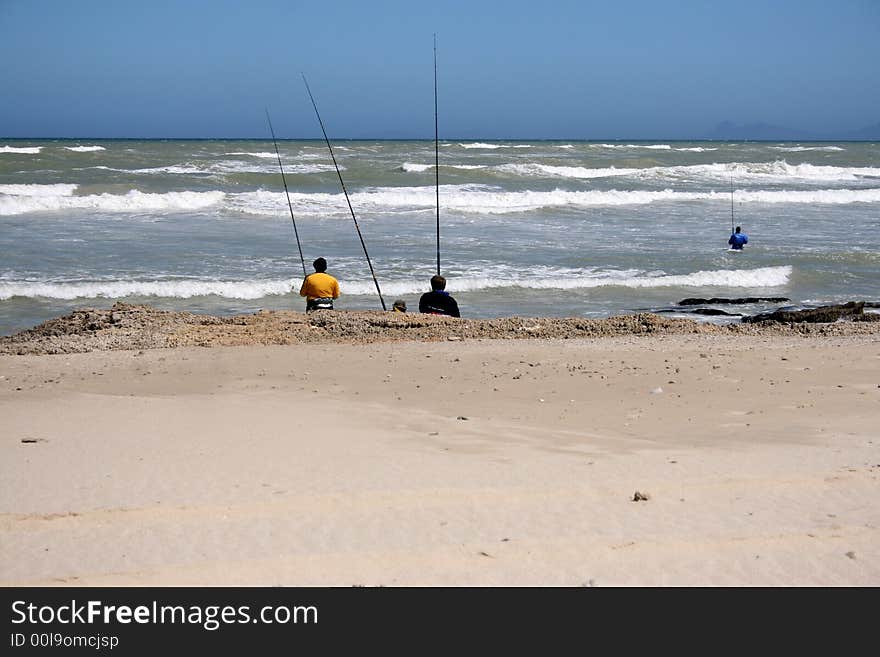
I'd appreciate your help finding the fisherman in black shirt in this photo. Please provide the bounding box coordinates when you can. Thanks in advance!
[418,275,460,317]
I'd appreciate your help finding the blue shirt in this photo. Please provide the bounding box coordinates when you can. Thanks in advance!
[728,232,748,249]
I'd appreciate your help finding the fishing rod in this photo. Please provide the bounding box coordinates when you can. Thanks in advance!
[301,74,387,310]
[434,33,441,276]
[265,108,307,277]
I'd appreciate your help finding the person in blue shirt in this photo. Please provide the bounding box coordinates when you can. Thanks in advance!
[728,226,748,250]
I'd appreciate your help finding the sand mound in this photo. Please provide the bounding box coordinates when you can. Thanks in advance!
[2,302,878,355]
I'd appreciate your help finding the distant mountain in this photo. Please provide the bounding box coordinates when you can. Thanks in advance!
[706,121,815,140]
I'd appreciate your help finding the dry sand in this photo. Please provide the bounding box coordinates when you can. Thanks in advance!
[1,307,878,585]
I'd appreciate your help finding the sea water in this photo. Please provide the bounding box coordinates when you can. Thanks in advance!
[1,139,878,335]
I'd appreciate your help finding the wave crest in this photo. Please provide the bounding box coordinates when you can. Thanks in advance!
[0,266,792,301]
[1,146,42,154]
[0,189,224,216]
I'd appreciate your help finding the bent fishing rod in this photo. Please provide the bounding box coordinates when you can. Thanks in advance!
[301,74,387,311]
[434,33,441,276]
[265,108,307,277]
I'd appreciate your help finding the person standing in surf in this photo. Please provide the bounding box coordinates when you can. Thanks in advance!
[728,226,749,250]
[299,257,340,311]
[419,275,460,317]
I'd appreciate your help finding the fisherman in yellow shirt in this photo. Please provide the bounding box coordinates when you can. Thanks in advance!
[299,257,340,311]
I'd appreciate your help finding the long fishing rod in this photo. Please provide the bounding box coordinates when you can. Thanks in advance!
[265,108,307,277]
[434,34,441,276]
[301,74,387,310]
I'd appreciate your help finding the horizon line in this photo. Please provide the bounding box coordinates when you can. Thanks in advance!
[3,136,879,143]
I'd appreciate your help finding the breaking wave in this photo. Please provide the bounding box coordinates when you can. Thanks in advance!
[457,143,533,149]
[0,266,792,301]
[0,183,79,197]
[0,279,293,301]
[3,182,880,217]
[338,265,794,296]
[0,146,42,154]
[399,160,880,183]
[590,144,672,150]
[768,146,846,152]
[0,189,224,216]
[225,151,279,159]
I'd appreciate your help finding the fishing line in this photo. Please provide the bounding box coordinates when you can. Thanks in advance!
[265,108,307,277]
[301,74,387,310]
[434,33,441,276]
[730,167,735,234]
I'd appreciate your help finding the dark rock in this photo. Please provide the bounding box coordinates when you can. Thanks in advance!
[678,297,790,306]
[689,308,741,316]
[656,308,740,316]
[744,301,865,324]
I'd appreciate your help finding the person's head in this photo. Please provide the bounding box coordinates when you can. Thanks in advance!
[392,299,407,312]
[430,274,446,291]
[734,226,741,233]
[313,257,327,273]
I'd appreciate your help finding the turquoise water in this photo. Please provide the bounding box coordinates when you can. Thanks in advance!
[1,138,879,335]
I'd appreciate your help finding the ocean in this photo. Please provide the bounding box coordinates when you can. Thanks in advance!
[1,138,878,336]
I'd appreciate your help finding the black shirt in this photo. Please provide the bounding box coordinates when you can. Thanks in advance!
[418,290,460,317]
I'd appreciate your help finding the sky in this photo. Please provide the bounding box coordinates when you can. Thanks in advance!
[1,0,878,139]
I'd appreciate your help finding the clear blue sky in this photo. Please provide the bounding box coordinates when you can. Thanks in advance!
[1,0,878,139]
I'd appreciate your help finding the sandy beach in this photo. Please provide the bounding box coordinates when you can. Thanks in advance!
[1,307,878,586]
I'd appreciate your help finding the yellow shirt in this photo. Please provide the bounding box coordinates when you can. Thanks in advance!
[299,272,340,300]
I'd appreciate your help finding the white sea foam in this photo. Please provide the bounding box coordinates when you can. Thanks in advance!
[399,162,488,172]
[0,265,793,301]
[0,189,224,216]
[591,144,672,150]
[457,143,531,149]
[4,182,879,218]
[503,160,880,183]
[0,146,42,154]
[430,159,877,184]
[400,162,433,172]
[674,147,718,152]
[64,145,106,152]
[768,146,845,152]
[0,183,78,197]
[340,265,794,296]
[225,185,880,217]
[0,279,293,301]
[130,161,337,175]
[711,188,880,204]
[225,151,279,159]
[722,160,879,182]
[496,163,638,179]
[556,144,574,149]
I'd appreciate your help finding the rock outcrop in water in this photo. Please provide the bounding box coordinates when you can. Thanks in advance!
[742,301,872,324]
[678,297,791,305]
